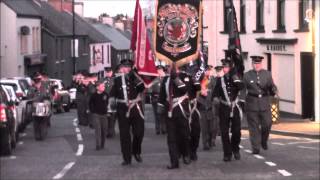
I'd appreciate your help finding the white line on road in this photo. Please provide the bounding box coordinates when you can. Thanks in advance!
[239,145,244,149]
[298,146,319,150]
[254,154,265,159]
[10,155,17,159]
[73,122,77,126]
[287,140,320,145]
[76,133,83,141]
[76,144,84,156]
[271,142,285,146]
[18,141,24,145]
[52,162,75,179]
[265,161,277,166]
[278,169,292,177]
[75,127,80,133]
[21,133,27,137]
[73,118,77,122]
[244,149,252,153]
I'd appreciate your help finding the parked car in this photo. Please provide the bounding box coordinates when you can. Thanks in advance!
[0,86,16,155]
[0,79,32,131]
[1,84,23,143]
[49,79,71,113]
[68,88,77,108]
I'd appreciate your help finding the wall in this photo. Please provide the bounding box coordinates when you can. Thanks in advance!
[0,3,18,78]
[203,0,315,116]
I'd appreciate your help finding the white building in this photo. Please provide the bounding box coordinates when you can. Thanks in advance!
[0,0,44,78]
[203,0,319,120]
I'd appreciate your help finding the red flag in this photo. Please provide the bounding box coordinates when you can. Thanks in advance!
[131,0,158,85]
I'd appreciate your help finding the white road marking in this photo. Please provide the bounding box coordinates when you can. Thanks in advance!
[298,146,319,150]
[18,141,24,145]
[278,169,292,177]
[239,145,244,149]
[52,162,75,179]
[76,133,83,141]
[254,154,265,159]
[271,142,285,146]
[241,137,248,140]
[21,133,27,137]
[265,161,277,167]
[10,155,17,159]
[244,149,252,153]
[73,118,77,122]
[75,127,80,133]
[76,144,84,156]
[287,140,320,145]
[73,122,77,126]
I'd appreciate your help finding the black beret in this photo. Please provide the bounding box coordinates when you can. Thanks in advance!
[250,56,264,63]
[120,59,133,67]
[221,58,232,67]
[214,65,223,71]
[32,72,42,80]
[104,67,112,71]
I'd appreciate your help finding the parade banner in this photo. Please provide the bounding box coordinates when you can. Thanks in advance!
[131,0,158,86]
[227,0,244,76]
[153,0,202,67]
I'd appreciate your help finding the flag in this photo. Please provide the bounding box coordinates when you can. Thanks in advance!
[227,0,244,76]
[153,0,202,67]
[131,0,158,86]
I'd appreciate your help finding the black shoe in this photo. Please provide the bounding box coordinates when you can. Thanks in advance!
[167,164,179,169]
[223,156,232,162]
[252,149,260,154]
[234,152,241,160]
[121,161,131,166]
[190,152,198,161]
[161,130,167,134]
[211,141,216,147]
[203,145,210,151]
[156,131,160,135]
[261,142,268,150]
[183,156,191,164]
[134,154,142,163]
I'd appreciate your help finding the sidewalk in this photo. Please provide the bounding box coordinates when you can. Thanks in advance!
[242,118,320,139]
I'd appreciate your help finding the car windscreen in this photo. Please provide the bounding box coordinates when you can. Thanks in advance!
[18,80,30,92]
[0,83,18,91]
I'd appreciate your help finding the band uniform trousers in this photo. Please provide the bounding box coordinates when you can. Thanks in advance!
[219,104,241,157]
[117,104,144,163]
[106,113,116,137]
[92,113,108,149]
[152,101,166,134]
[76,92,88,125]
[166,101,191,166]
[189,104,200,155]
[199,107,214,148]
[246,110,272,151]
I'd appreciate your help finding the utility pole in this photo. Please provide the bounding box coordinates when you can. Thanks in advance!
[72,0,76,75]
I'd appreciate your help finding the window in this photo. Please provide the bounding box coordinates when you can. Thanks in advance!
[255,0,265,32]
[277,0,286,31]
[36,27,40,52]
[298,0,312,31]
[240,0,246,33]
[223,0,231,33]
[32,27,36,52]
[20,34,28,54]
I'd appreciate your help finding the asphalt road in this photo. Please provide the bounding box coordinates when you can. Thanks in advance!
[1,106,319,180]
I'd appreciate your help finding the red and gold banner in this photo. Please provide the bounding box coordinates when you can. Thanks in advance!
[131,0,158,86]
[153,0,202,67]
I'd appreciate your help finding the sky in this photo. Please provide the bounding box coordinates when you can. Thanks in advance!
[77,0,154,18]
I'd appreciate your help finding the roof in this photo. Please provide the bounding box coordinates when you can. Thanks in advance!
[93,24,130,50]
[116,28,132,40]
[3,0,41,18]
[29,0,110,43]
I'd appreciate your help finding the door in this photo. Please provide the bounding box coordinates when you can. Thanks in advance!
[300,52,314,119]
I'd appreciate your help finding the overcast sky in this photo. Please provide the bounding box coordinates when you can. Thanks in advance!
[78,0,154,18]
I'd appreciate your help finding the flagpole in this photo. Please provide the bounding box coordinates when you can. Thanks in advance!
[72,0,76,75]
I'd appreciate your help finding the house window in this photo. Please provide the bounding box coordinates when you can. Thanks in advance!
[277,0,286,31]
[256,0,264,32]
[32,27,36,52]
[240,0,246,33]
[298,0,312,31]
[20,34,28,54]
[36,27,40,52]
[223,0,231,33]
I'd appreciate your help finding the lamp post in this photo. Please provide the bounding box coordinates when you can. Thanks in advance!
[72,0,76,75]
